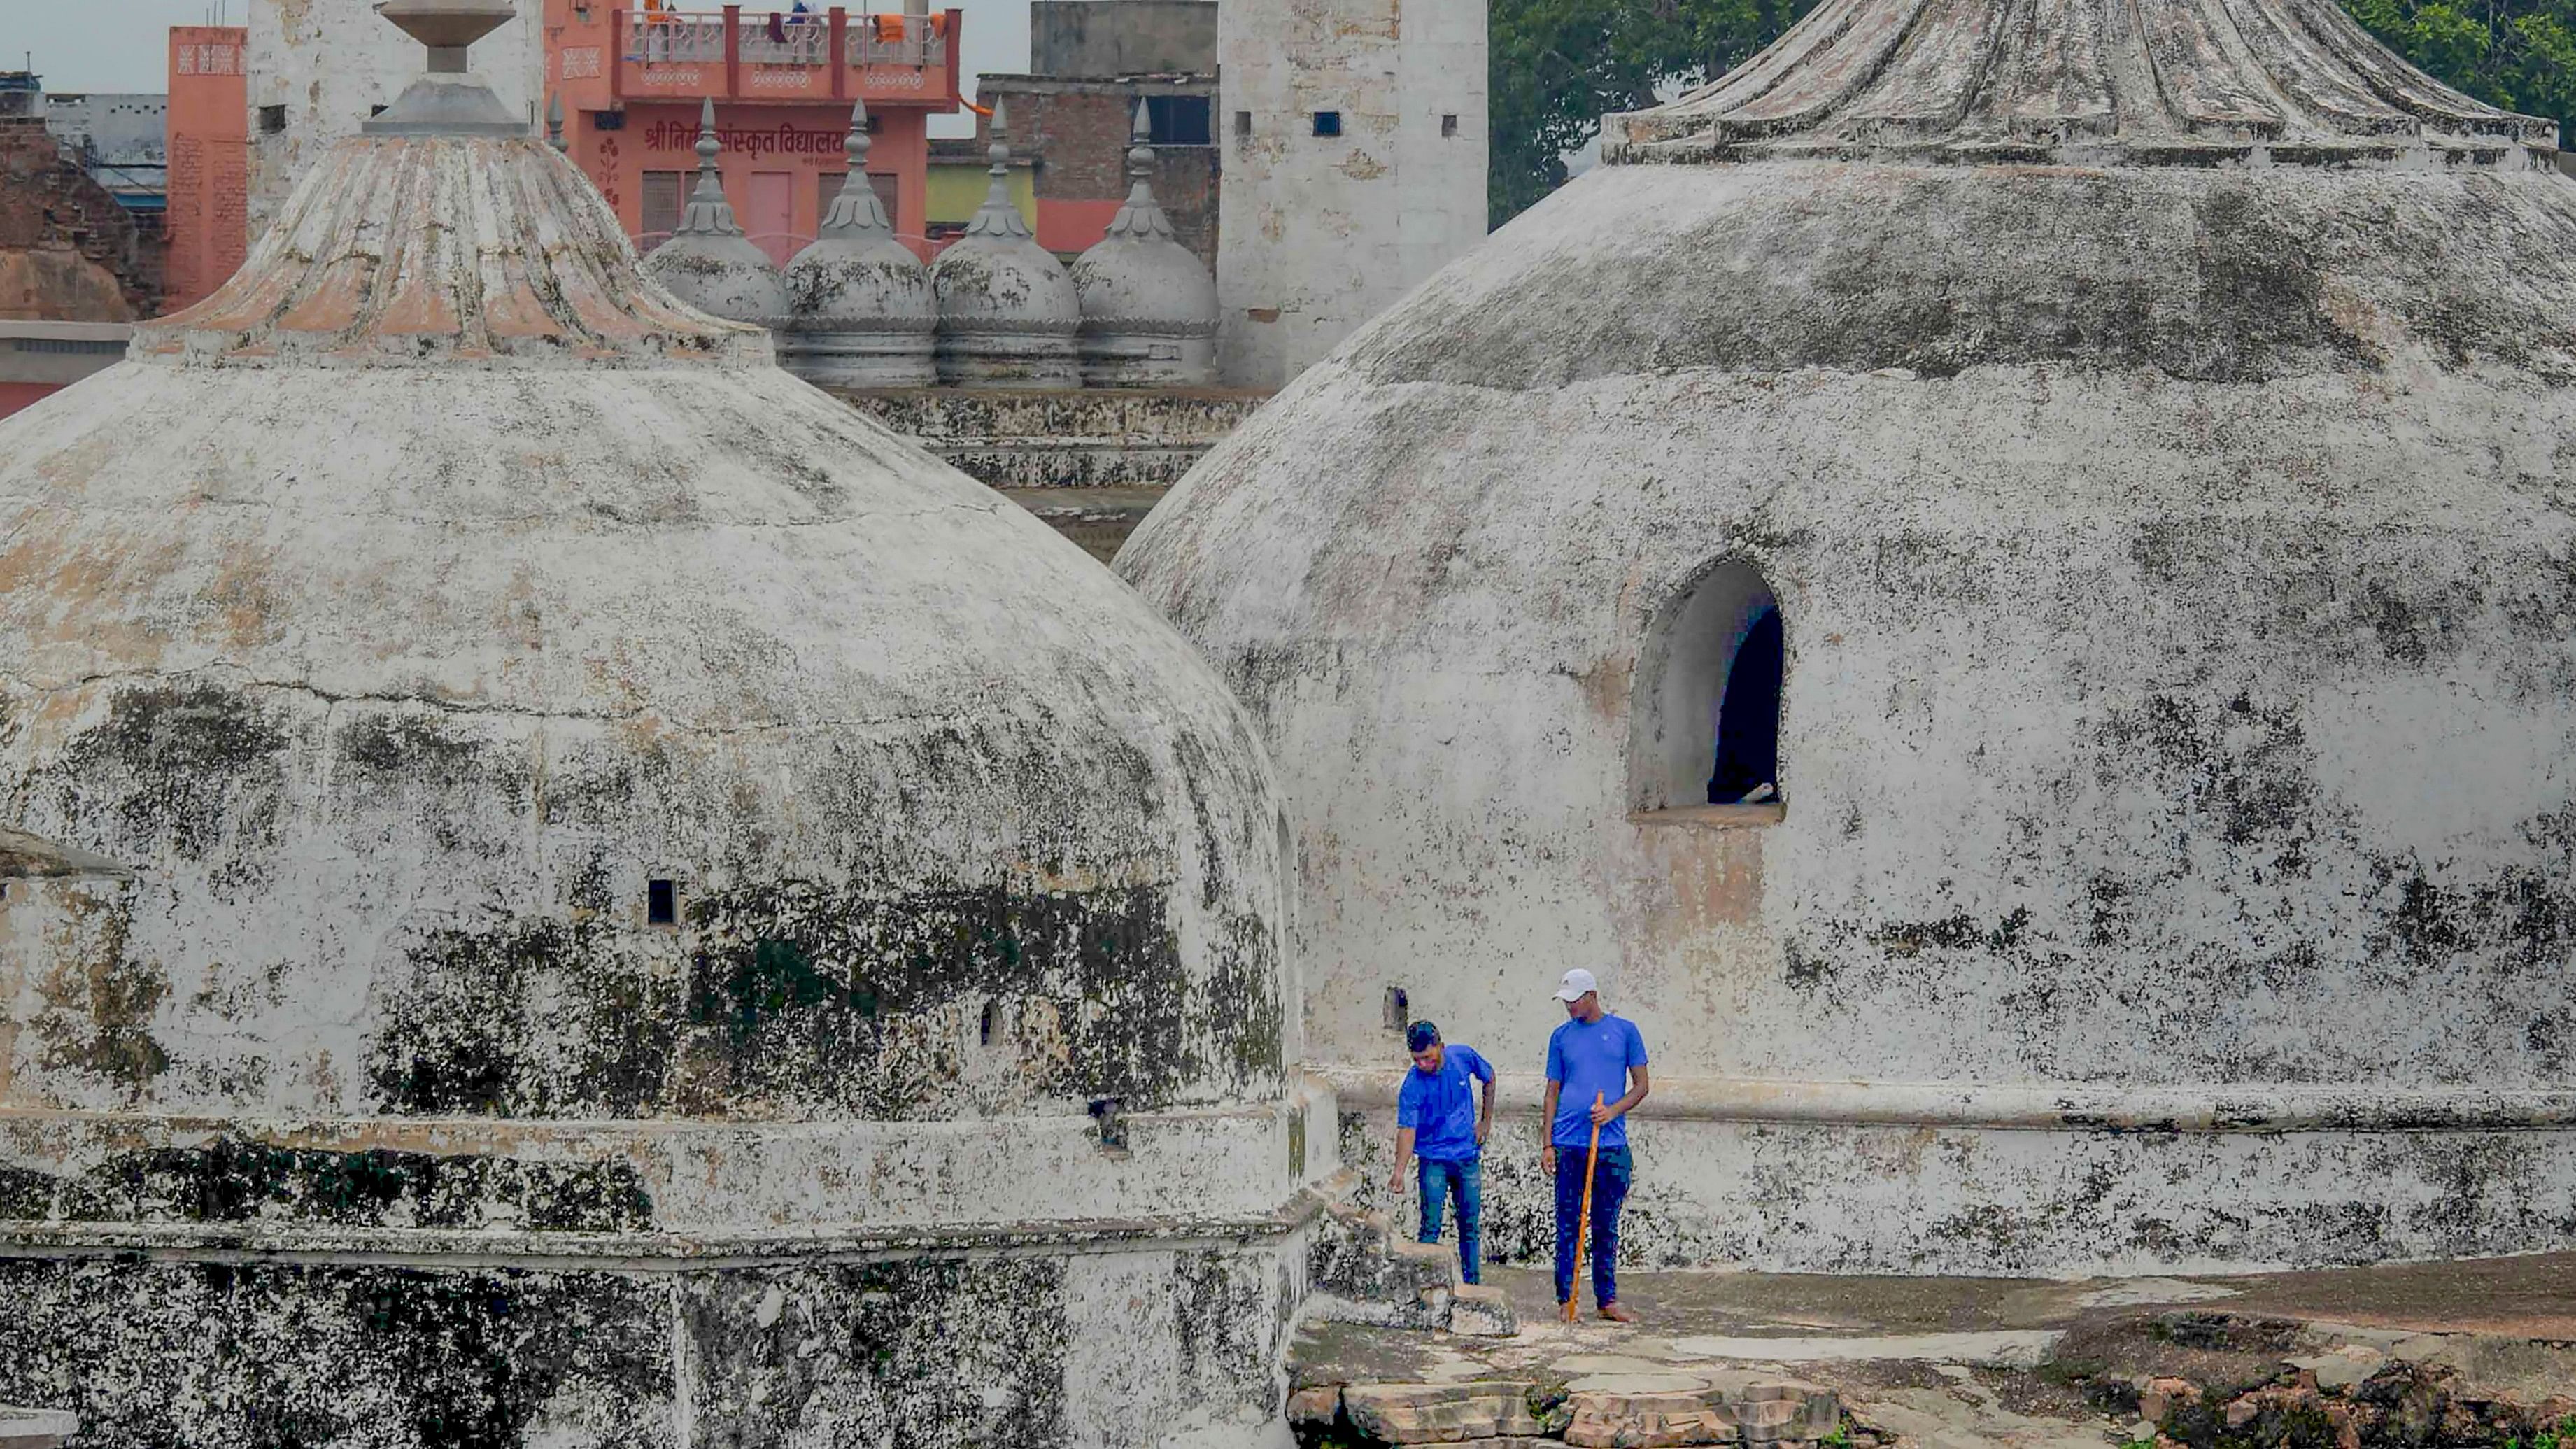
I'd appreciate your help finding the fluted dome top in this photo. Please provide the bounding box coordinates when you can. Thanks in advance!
[931,108,1079,334]
[1611,0,2554,164]
[1071,104,1217,337]
[136,136,761,369]
[786,100,933,334]
[644,99,789,327]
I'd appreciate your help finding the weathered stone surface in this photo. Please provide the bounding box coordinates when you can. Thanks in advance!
[1306,1200,1463,1329]
[1446,1283,1519,1337]
[1127,1,2576,1271]
[1566,1388,1733,1447]
[1343,1382,1541,1443]
[1285,1385,1343,1425]
[0,1405,78,1449]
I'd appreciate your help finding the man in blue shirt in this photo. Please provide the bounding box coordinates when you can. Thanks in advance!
[1542,968,1650,1322]
[1389,1019,1494,1284]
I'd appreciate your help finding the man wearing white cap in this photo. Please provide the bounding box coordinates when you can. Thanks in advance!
[1541,967,1650,1322]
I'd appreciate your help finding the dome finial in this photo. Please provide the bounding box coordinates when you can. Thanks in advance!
[1102,96,1174,242]
[672,96,745,238]
[819,98,895,241]
[546,91,567,153]
[364,0,523,135]
[965,99,1033,240]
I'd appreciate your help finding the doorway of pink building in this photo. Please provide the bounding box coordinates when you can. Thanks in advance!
[746,171,797,267]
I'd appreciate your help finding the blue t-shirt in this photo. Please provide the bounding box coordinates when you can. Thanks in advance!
[1396,1042,1493,1161]
[1545,1014,1650,1150]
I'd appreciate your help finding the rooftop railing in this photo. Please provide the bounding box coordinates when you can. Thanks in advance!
[625,9,948,69]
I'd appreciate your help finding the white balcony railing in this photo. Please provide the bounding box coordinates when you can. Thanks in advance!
[630,15,727,64]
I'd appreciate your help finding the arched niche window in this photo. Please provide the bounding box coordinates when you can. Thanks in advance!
[1627,560,1786,822]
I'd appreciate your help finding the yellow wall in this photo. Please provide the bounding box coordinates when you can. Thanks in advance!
[927,163,1037,229]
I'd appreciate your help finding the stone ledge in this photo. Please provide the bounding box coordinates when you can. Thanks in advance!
[0,1406,78,1449]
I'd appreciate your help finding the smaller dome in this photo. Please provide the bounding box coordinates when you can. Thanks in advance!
[784,99,935,389]
[1071,102,1217,388]
[930,103,1080,390]
[642,99,788,329]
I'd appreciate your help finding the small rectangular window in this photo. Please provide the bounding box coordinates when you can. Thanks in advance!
[1441,113,1459,138]
[647,879,677,926]
[1233,109,1252,138]
[1311,111,1341,138]
[1145,94,1212,146]
[258,104,286,134]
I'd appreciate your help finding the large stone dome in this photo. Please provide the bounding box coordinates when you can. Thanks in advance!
[0,11,1315,1444]
[1120,0,2576,1273]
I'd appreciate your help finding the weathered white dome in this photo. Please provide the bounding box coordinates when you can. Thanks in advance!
[1070,105,1217,388]
[1122,0,2576,1274]
[642,99,788,329]
[930,109,1080,390]
[0,12,1310,1443]
[784,100,934,389]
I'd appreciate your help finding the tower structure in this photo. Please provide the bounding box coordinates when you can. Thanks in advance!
[1213,0,1485,388]
[1071,101,1219,388]
[0,5,1321,1442]
[1127,0,2576,1270]
[246,0,543,233]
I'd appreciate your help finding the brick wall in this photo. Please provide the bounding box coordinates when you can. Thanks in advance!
[0,118,164,321]
[978,82,1217,264]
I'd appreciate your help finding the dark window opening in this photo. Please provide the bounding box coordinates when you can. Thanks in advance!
[1709,605,1783,804]
[1233,109,1252,138]
[369,104,389,118]
[646,878,677,926]
[1384,985,1408,1031]
[258,104,286,134]
[1441,113,1459,137]
[592,109,625,132]
[979,999,998,1046]
[1628,560,1785,817]
[1312,110,1341,137]
[1145,94,1212,146]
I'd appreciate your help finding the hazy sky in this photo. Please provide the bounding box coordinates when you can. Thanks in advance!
[0,0,1029,132]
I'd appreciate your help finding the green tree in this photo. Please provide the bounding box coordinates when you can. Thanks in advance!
[2340,0,2576,144]
[1486,0,2576,231]
[1487,0,1819,227]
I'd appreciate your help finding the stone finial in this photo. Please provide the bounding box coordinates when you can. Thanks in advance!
[365,0,523,135]
[818,98,895,242]
[546,92,567,152]
[672,96,745,237]
[965,99,1032,240]
[1103,97,1175,243]
[375,0,515,74]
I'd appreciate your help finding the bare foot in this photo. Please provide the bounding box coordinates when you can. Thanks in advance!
[1598,1301,1637,1324]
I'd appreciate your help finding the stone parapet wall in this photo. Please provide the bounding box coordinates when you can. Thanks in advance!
[840,386,1266,488]
[1333,1108,2576,1275]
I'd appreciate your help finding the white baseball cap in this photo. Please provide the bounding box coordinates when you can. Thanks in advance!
[1552,968,1599,1002]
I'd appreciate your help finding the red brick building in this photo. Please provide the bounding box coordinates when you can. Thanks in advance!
[164,27,250,313]
[972,0,1215,263]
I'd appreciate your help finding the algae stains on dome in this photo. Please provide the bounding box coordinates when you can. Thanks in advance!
[642,97,790,330]
[1117,0,2576,1275]
[930,101,1082,389]
[784,99,936,389]
[1070,101,1219,388]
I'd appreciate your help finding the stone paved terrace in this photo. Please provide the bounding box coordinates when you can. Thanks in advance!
[1289,1257,2576,1448]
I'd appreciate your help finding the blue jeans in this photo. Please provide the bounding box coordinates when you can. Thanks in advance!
[1416,1157,1482,1285]
[1553,1144,1632,1308]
